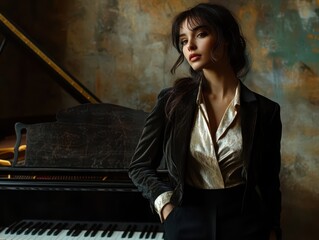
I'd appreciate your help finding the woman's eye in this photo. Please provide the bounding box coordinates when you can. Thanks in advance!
[197,32,208,38]
[180,39,187,46]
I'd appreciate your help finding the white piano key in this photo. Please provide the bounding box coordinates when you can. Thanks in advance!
[0,220,164,240]
[56,229,76,240]
[0,227,15,240]
[2,233,24,240]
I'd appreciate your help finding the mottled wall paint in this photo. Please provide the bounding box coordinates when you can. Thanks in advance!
[0,0,318,239]
[237,2,319,239]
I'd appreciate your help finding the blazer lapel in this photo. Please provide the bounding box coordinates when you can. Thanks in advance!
[171,87,198,183]
[170,81,258,182]
[240,82,258,179]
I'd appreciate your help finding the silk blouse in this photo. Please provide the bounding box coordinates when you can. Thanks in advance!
[154,82,244,219]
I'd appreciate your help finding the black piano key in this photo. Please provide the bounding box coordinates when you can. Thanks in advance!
[16,221,34,235]
[5,220,25,234]
[128,224,137,238]
[121,224,132,238]
[4,221,16,234]
[107,223,117,237]
[71,223,87,237]
[90,223,102,237]
[31,221,47,235]
[66,222,78,236]
[53,222,68,236]
[72,223,87,236]
[101,223,112,237]
[25,221,42,235]
[145,225,153,239]
[13,221,29,234]
[38,222,53,235]
[47,222,62,236]
[151,225,159,239]
[66,227,73,236]
[36,221,50,235]
[84,223,95,237]
[139,224,148,239]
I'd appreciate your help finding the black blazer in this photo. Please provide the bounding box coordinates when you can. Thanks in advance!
[129,81,282,236]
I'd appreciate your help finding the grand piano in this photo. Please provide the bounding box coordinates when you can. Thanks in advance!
[0,13,166,239]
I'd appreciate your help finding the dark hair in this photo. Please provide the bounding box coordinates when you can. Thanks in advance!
[171,3,249,77]
[165,3,250,119]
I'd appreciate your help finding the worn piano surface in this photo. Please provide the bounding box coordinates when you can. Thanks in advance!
[0,13,165,239]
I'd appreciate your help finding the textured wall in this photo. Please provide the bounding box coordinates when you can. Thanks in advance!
[0,0,318,239]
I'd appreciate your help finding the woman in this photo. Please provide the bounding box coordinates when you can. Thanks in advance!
[129,3,282,240]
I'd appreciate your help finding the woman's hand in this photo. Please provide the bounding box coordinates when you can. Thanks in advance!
[162,203,175,221]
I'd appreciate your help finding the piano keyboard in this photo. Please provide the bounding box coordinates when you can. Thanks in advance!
[0,220,164,239]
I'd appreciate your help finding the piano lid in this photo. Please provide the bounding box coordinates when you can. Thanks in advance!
[0,13,101,104]
[0,11,102,151]
[0,12,166,174]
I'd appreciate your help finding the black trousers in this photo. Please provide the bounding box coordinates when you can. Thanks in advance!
[163,185,270,240]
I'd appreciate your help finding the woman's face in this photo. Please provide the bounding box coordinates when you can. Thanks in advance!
[179,19,225,71]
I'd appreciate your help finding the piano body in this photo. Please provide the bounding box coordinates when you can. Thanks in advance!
[0,13,165,239]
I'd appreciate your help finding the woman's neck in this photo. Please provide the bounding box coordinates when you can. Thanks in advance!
[202,67,239,100]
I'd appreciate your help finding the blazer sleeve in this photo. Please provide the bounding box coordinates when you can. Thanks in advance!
[259,102,282,239]
[128,89,173,207]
